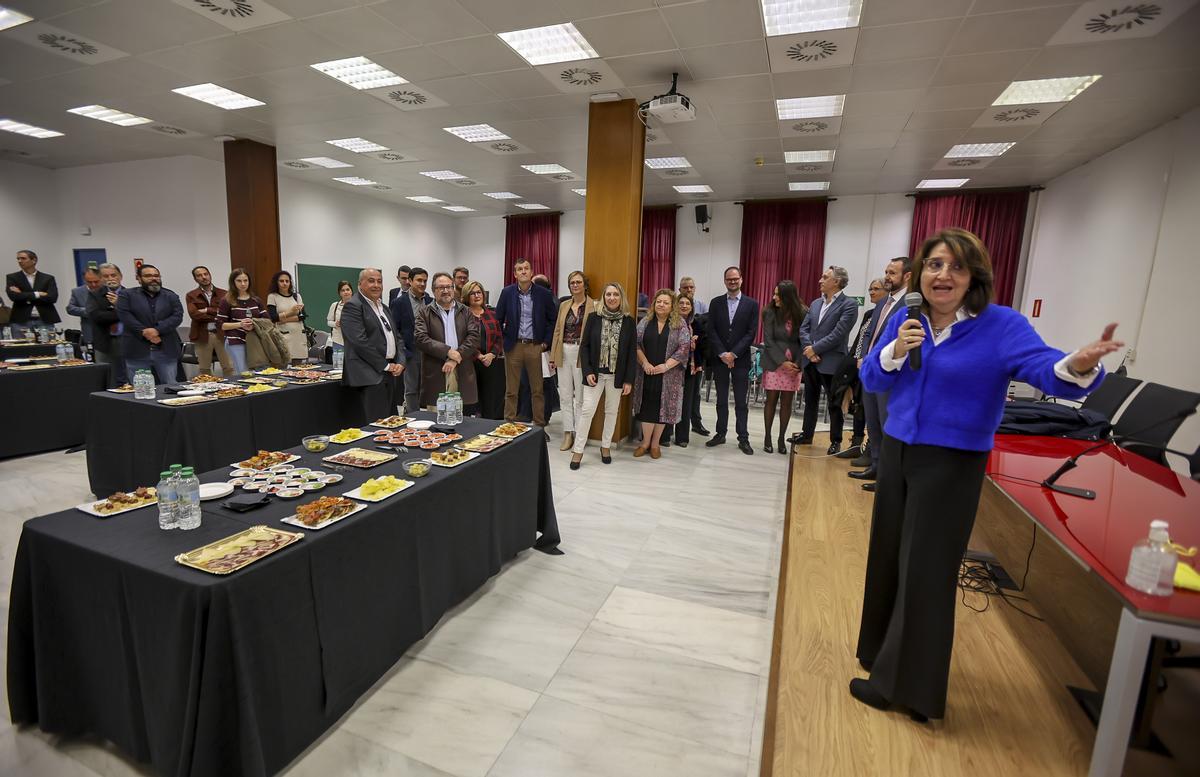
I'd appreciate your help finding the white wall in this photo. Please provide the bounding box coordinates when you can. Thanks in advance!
[1023,106,1200,458]
[0,160,64,318]
[452,210,584,301]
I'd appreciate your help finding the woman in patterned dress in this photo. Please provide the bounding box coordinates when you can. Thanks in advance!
[632,289,691,459]
[760,280,807,454]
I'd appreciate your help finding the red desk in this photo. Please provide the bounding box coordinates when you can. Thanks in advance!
[983,435,1199,777]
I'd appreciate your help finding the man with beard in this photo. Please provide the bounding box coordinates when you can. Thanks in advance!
[117,263,184,384]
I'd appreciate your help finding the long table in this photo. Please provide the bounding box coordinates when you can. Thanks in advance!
[975,435,1199,777]
[0,362,109,459]
[86,377,363,496]
[8,414,560,777]
[0,340,60,360]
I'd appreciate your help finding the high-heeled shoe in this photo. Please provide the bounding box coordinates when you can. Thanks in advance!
[763,433,773,454]
[569,453,582,470]
[601,448,612,464]
[778,434,787,455]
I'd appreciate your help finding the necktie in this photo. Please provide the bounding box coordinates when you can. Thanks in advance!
[868,297,894,352]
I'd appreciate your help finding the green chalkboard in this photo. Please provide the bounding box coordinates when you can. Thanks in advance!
[296,263,364,333]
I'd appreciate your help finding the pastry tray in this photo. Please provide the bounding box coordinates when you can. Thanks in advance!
[429,450,480,468]
[75,492,158,518]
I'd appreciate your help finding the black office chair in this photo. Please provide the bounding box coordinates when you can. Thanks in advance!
[1114,382,1200,464]
[1081,372,1142,421]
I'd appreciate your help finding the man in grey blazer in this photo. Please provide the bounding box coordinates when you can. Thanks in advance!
[851,257,912,489]
[67,268,102,346]
[341,268,406,423]
[797,265,859,454]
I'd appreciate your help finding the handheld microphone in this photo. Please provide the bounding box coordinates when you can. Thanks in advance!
[1041,406,1197,499]
[903,292,923,371]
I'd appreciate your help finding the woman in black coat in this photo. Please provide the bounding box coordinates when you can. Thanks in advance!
[571,282,638,469]
[760,280,807,453]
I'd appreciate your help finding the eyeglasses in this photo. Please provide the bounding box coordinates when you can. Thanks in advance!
[923,259,969,276]
[433,284,454,291]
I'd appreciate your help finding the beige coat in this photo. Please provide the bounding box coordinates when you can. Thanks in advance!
[550,297,596,368]
[244,317,290,369]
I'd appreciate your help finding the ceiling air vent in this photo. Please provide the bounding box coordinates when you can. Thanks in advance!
[490,142,521,152]
[283,161,311,169]
[793,121,829,133]
[1085,4,1161,33]
[560,67,604,86]
[388,90,427,105]
[37,33,98,56]
[948,158,981,167]
[150,125,188,135]
[786,40,838,62]
[370,184,393,191]
[664,169,690,177]
[996,107,1040,122]
[192,0,256,18]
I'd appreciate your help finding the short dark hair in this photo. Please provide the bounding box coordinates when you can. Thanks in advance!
[137,264,159,278]
[191,265,210,279]
[408,266,428,280]
[453,266,469,278]
[17,249,37,261]
[889,256,914,275]
[397,265,410,278]
[513,258,532,270]
[723,265,741,278]
[337,280,351,294]
[912,229,994,315]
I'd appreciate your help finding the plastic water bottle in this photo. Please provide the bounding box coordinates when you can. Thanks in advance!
[452,392,463,424]
[437,392,448,425]
[135,369,154,399]
[2,325,11,340]
[1125,520,1177,596]
[55,343,66,363]
[157,471,178,530]
[178,468,201,530]
[332,348,344,370]
[84,344,94,363]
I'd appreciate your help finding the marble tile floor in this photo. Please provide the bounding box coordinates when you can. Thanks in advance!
[1,401,819,777]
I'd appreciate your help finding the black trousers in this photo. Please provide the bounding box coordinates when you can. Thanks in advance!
[355,375,398,425]
[855,435,989,719]
[851,383,866,441]
[663,370,700,444]
[712,362,750,442]
[801,364,845,442]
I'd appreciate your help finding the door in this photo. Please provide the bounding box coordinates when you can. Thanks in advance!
[73,248,107,285]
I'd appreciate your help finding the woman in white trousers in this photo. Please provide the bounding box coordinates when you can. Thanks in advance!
[549,270,596,451]
[571,282,638,469]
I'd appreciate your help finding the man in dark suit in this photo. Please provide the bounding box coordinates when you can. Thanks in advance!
[87,263,127,387]
[390,266,431,414]
[797,265,860,454]
[852,257,912,490]
[117,264,183,385]
[834,277,886,460]
[343,267,406,422]
[705,266,760,455]
[387,265,411,305]
[493,258,557,427]
[6,249,60,336]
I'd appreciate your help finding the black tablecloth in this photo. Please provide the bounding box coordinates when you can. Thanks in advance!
[8,415,559,777]
[86,379,362,496]
[0,363,109,459]
[0,342,59,360]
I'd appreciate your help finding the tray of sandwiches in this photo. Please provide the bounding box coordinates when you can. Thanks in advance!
[176,525,304,574]
[76,486,159,517]
[280,496,367,530]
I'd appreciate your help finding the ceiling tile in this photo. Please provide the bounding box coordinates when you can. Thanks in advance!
[660,0,765,49]
[687,74,774,103]
[861,0,972,26]
[269,0,358,17]
[474,68,560,99]
[240,21,353,68]
[854,19,961,63]
[842,89,925,116]
[682,40,770,81]
[606,51,691,88]
[372,47,465,83]
[453,0,569,32]
[832,148,890,171]
[429,35,529,75]
[770,67,852,98]
[917,82,1007,111]
[837,130,901,150]
[931,49,1039,87]
[561,0,660,17]
[946,6,1079,56]
[709,100,777,124]
[370,0,491,44]
[765,28,858,73]
[47,0,229,55]
[301,7,419,54]
[841,112,912,133]
[719,121,780,140]
[904,108,981,131]
[139,37,285,81]
[575,10,675,58]
[849,59,939,92]
[420,76,502,106]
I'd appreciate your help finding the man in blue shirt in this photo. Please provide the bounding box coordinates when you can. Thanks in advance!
[494,258,557,427]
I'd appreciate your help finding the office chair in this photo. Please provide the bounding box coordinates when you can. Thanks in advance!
[1080,372,1142,421]
[1115,383,1200,465]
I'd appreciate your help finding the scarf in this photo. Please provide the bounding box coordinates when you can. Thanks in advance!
[597,306,623,371]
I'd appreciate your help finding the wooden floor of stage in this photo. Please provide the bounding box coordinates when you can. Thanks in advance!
[761,433,1198,777]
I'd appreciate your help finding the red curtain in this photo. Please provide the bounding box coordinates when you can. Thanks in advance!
[908,190,1029,307]
[639,207,677,298]
[504,213,559,287]
[740,199,829,338]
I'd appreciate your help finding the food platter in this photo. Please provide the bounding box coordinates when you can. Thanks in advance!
[328,428,371,444]
[106,384,135,393]
[369,415,412,429]
[244,383,280,393]
[8,364,53,371]
[280,496,367,531]
[343,475,414,503]
[158,395,215,406]
[489,422,532,438]
[456,434,512,453]
[176,525,304,574]
[322,447,397,468]
[75,486,158,517]
[233,451,301,470]
[429,448,479,468]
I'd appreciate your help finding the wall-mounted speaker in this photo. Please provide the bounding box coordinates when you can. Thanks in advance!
[694,204,709,224]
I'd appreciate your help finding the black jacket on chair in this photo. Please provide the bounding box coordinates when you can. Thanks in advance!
[578,314,638,387]
[5,270,60,324]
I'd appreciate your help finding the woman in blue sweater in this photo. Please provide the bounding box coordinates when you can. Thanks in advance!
[852,228,1123,722]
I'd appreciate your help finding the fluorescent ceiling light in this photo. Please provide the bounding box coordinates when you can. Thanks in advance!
[310,56,407,90]
[443,206,475,212]
[326,137,388,153]
[993,75,1101,106]
[298,157,352,168]
[172,83,264,110]
[419,170,467,180]
[645,156,691,169]
[673,185,713,193]
[0,7,34,32]
[788,181,829,191]
[916,178,969,189]
[521,163,572,175]
[776,95,844,120]
[945,142,1015,158]
[497,23,598,66]
[67,105,152,127]
[0,119,64,139]
[484,191,522,199]
[444,124,510,142]
[785,149,835,163]
[761,0,863,36]
[572,188,586,196]
[407,196,445,203]
[333,176,378,186]
[516,203,550,210]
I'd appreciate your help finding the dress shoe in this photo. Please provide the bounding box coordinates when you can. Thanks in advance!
[777,435,787,455]
[834,444,862,460]
[692,425,710,437]
[848,467,877,480]
[650,447,662,459]
[738,440,754,455]
[789,434,812,445]
[569,455,582,470]
[705,435,726,448]
[763,434,774,454]
[660,440,671,448]
[850,453,872,467]
[827,442,841,455]
[848,679,928,723]
[676,441,688,448]
[861,482,876,493]
[560,433,573,451]
[601,449,612,464]
[633,447,647,458]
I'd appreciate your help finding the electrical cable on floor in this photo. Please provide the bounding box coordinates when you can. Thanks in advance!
[958,527,1044,622]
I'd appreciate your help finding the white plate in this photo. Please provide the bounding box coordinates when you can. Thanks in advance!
[429,450,481,468]
[177,389,206,397]
[280,500,368,531]
[343,478,414,503]
[199,482,235,501]
[407,420,435,430]
[328,429,371,445]
[75,495,157,518]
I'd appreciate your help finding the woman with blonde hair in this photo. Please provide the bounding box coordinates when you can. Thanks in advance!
[572,282,637,468]
[550,270,596,451]
[632,289,692,459]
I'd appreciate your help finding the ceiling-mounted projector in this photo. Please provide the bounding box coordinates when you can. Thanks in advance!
[640,73,695,124]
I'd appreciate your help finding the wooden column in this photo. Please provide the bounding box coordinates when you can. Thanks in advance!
[223,139,282,298]
[582,99,645,442]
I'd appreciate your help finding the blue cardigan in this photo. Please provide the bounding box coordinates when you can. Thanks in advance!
[860,305,1102,452]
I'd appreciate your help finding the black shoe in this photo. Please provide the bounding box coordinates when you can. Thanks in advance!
[569,460,580,470]
[789,434,812,445]
[705,435,726,447]
[676,441,688,448]
[827,442,841,455]
[848,467,877,480]
[850,453,872,467]
[834,444,861,459]
[848,679,890,711]
[738,440,754,455]
[692,425,710,437]
[778,435,787,455]
[862,482,876,492]
[601,451,612,464]
[858,657,874,672]
[660,440,671,448]
[764,434,773,454]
